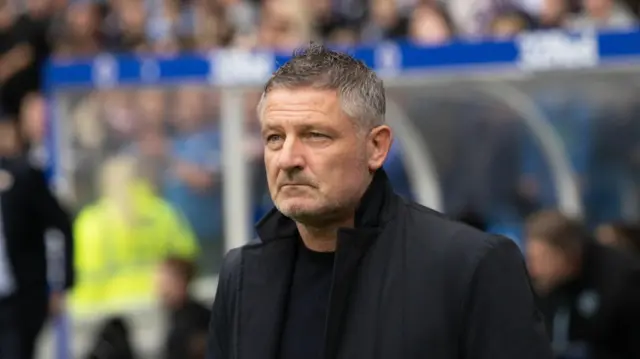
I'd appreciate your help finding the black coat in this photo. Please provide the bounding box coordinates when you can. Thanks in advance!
[207,170,552,359]
[0,156,74,307]
[538,242,640,359]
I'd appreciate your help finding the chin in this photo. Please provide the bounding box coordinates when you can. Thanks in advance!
[277,200,323,219]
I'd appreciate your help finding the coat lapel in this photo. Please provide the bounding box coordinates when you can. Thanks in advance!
[323,170,398,359]
[323,227,379,359]
[237,211,298,359]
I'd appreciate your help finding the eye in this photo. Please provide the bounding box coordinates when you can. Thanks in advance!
[266,134,283,143]
[309,132,329,139]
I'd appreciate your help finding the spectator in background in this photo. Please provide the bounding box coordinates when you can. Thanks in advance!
[491,10,536,37]
[129,89,170,190]
[163,87,223,255]
[409,3,454,45]
[71,155,198,314]
[84,317,137,359]
[107,0,148,52]
[257,0,315,50]
[525,210,640,359]
[132,124,169,191]
[19,92,48,168]
[566,0,638,29]
[447,0,518,36]
[55,0,101,57]
[538,0,572,28]
[360,0,409,42]
[0,118,74,359]
[326,21,360,46]
[156,256,210,359]
[595,221,640,255]
[0,0,52,117]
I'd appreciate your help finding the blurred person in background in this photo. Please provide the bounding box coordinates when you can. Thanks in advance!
[127,89,170,190]
[566,0,638,29]
[19,92,48,168]
[447,0,519,36]
[70,155,198,314]
[156,256,210,359]
[595,221,640,255]
[100,90,138,153]
[326,21,360,46]
[131,124,169,191]
[136,88,167,131]
[409,3,454,45]
[55,0,101,57]
[0,118,74,359]
[360,0,409,43]
[525,210,640,359]
[491,10,536,38]
[191,0,235,51]
[163,86,223,269]
[538,0,572,28]
[84,316,137,359]
[258,0,315,50]
[0,0,52,117]
[108,0,148,52]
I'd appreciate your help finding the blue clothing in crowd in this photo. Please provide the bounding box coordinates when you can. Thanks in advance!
[163,128,223,242]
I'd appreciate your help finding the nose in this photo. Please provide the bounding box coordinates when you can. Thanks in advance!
[276,136,306,172]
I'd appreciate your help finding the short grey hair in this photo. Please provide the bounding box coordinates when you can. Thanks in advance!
[258,43,386,130]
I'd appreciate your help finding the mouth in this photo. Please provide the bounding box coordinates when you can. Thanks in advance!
[281,184,306,188]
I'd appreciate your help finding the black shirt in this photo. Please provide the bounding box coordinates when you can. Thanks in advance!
[279,240,335,359]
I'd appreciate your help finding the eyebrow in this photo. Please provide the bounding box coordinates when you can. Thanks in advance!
[261,123,331,134]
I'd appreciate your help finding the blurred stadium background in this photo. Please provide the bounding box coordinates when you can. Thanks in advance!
[0,0,639,358]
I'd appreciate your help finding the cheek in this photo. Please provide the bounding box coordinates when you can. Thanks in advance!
[316,150,367,188]
[264,154,278,179]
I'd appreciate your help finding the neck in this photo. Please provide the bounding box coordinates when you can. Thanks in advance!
[296,217,354,252]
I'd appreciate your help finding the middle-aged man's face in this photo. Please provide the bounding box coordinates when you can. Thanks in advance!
[261,87,391,226]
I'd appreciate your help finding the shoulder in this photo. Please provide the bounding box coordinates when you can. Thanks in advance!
[218,246,244,285]
[398,200,522,272]
[1,156,45,187]
[2,155,30,174]
[591,243,640,289]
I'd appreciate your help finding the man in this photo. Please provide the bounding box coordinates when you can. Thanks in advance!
[0,119,74,359]
[525,210,640,359]
[207,44,552,359]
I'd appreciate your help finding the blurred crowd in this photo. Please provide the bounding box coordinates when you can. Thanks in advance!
[1,0,640,116]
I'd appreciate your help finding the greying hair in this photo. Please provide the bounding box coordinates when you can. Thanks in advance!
[258,44,386,130]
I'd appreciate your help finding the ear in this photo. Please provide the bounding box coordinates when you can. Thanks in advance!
[366,125,392,171]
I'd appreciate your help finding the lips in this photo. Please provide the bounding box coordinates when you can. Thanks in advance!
[280,183,311,190]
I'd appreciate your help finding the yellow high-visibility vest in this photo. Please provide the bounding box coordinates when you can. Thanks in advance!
[70,181,199,315]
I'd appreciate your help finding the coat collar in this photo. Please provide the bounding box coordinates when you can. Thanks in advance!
[237,169,399,359]
[254,169,398,243]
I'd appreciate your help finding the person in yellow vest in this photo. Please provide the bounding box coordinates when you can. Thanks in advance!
[71,155,198,315]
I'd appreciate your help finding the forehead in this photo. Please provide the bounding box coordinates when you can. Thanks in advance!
[260,88,342,123]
